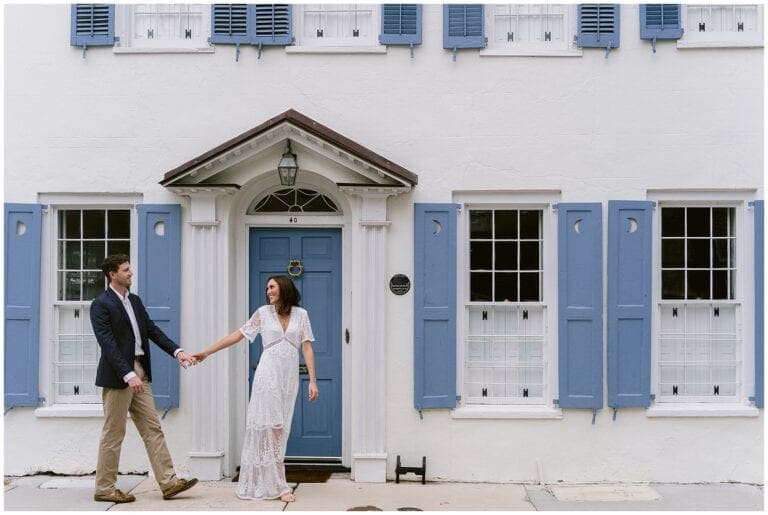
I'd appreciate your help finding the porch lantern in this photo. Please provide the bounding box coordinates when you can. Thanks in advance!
[277,140,299,186]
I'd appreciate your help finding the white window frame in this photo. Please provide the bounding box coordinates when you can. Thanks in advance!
[113,4,213,54]
[35,194,140,416]
[647,190,759,418]
[452,190,562,419]
[481,4,582,57]
[677,4,763,49]
[288,3,386,54]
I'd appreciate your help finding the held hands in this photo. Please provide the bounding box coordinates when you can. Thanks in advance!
[176,351,198,369]
[191,351,208,364]
[308,381,319,402]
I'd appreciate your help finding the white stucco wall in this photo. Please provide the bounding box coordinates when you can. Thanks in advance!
[4,4,763,482]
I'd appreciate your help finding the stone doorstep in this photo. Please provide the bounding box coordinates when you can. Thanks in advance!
[548,484,662,502]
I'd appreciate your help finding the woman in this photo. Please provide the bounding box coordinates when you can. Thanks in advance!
[193,275,318,502]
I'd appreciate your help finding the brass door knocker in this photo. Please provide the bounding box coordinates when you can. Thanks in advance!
[287,259,304,277]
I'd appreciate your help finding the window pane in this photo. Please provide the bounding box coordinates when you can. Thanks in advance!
[687,239,710,268]
[83,210,105,239]
[108,240,130,256]
[60,210,81,239]
[494,242,517,270]
[471,242,492,269]
[107,210,130,238]
[662,270,684,299]
[662,239,684,268]
[712,270,729,299]
[494,210,518,239]
[83,241,105,269]
[494,273,518,302]
[712,239,729,268]
[519,210,540,239]
[712,208,730,237]
[687,208,710,237]
[63,241,81,269]
[519,241,539,270]
[64,272,81,301]
[687,270,710,299]
[470,272,492,301]
[83,271,103,301]
[470,211,492,239]
[519,272,540,301]
[661,208,684,237]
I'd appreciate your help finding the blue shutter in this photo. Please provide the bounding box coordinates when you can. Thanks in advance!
[753,200,764,408]
[380,4,422,45]
[253,4,293,46]
[4,204,43,407]
[443,4,486,49]
[137,204,181,409]
[607,201,653,408]
[210,4,253,45]
[640,4,683,40]
[557,203,603,409]
[70,4,115,47]
[414,204,458,409]
[577,4,620,48]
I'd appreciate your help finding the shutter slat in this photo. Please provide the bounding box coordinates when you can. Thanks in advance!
[640,4,683,41]
[71,4,115,47]
[577,3,620,48]
[380,4,422,45]
[443,4,486,49]
[211,4,252,44]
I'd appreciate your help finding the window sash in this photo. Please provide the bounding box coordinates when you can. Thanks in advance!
[117,4,210,49]
[299,4,378,45]
[680,4,763,45]
[488,4,570,50]
[54,303,102,404]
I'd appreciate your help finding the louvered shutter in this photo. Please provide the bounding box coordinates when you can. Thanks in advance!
[4,204,43,408]
[380,4,422,45]
[137,205,181,409]
[414,204,458,409]
[557,203,603,409]
[443,4,486,49]
[253,4,293,46]
[753,200,764,408]
[70,4,115,47]
[210,4,253,45]
[607,201,653,408]
[577,4,620,48]
[640,4,683,40]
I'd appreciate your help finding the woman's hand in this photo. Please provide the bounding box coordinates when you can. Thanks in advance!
[308,381,319,402]
[192,351,208,363]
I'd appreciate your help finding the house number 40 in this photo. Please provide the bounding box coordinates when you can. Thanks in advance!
[289,217,299,223]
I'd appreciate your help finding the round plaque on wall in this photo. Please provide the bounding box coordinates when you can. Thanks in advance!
[389,274,411,295]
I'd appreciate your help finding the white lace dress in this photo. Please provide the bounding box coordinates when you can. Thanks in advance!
[235,304,314,500]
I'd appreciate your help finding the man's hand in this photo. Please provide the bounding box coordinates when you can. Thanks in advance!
[177,351,197,369]
[128,376,144,394]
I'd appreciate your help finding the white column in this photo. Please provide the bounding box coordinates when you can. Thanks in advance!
[341,187,408,483]
[169,187,236,480]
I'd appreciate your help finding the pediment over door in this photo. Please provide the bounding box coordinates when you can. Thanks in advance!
[160,109,417,194]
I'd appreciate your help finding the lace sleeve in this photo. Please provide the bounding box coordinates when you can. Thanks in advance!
[239,308,262,342]
[299,309,315,343]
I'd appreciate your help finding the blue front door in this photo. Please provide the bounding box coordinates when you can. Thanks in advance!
[248,228,342,458]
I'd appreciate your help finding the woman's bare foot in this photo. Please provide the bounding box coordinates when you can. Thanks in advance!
[280,492,296,502]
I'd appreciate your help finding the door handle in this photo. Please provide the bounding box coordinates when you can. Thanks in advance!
[287,259,304,277]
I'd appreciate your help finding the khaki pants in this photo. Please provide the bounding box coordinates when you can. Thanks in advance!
[95,359,177,495]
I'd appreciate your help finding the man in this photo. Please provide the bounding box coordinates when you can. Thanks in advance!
[90,254,198,503]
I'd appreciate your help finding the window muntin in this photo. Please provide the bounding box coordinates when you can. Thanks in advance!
[484,4,578,54]
[469,209,542,302]
[466,208,547,405]
[115,4,211,50]
[55,208,131,404]
[298,4,378,46]
[247,188,341,214]
[679,4,763,46]
[661,207,736,300]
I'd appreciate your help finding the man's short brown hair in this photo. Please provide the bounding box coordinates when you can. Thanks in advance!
[101,254,130,280]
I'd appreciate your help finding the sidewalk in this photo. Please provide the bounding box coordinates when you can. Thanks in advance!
[4,473,764,511]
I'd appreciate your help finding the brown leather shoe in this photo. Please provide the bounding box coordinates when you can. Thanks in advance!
[162,477,198,500]
[94,489,136,503]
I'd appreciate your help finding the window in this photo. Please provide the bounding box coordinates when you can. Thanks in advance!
[114,4,212,52]
[678,4,763,48]
[55,208,131,403]
[657,205,741,403]
[293,4,381,49]
[248,188,341,214]
[465,208,548,405]
[483,4,580,56]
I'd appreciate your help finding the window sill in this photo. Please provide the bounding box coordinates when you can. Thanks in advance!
[285,45,387,54]
[646,403,760,418]
[479,48,583,57]
[676,40,763,49]
[452,405,563,419]
[114,46,215,54]
[35,405,109,418]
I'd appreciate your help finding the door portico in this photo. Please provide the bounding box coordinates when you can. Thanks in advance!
[161,110,417,482]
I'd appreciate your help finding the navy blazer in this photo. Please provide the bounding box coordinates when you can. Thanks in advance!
[90,287,179,389]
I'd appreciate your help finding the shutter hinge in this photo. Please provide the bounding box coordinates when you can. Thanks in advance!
[651,36,657,53]
[257,41,263,60]
[604,41,612,59]
[81,44,88,59]
[418,409,423,420]
[552,398,559,405]
[161,408,171,420]
[452,47,458,62]
[235,43,241,62]
[612,407,618,421]
[409,42,415,59]
[591,408,597,425]
[455,395,462,401]
[4,406,13,415]
[748,395,756,403]
[650,393,656,401]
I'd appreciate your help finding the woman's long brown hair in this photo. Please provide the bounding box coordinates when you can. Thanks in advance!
[265,275,301,316]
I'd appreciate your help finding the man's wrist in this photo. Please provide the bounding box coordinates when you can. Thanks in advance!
[174,348,183,358]
[123,371,138,383]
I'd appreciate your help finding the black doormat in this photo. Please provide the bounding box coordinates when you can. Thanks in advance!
[285,469,333,483]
